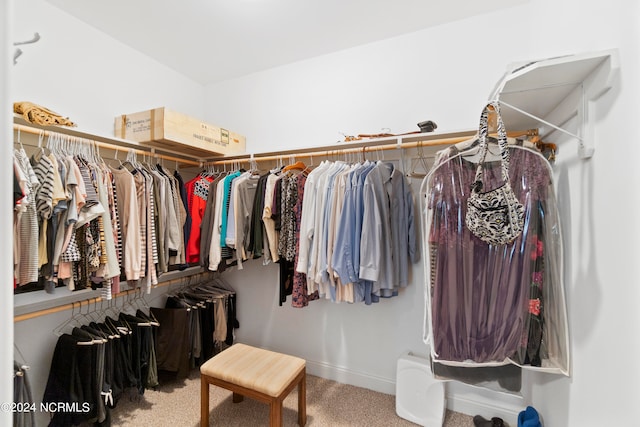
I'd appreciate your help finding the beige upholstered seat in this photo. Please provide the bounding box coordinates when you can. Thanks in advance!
[200,343,306,426]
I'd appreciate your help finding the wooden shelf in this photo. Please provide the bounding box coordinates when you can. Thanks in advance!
[13,114,204,165]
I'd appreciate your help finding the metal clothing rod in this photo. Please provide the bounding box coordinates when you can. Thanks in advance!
[13,122,201,167]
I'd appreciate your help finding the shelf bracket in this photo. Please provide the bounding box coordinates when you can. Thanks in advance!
[498,100,582,141]
[492,49,618,160]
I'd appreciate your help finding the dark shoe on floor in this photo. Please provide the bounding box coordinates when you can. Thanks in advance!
[473,415,507,427]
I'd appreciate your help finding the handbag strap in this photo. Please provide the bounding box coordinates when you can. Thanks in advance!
[471,101,510,192]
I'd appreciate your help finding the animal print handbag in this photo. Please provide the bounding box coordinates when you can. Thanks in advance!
[465,102,525,246]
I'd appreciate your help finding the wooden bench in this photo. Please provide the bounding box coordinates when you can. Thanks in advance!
[200,343,306,426]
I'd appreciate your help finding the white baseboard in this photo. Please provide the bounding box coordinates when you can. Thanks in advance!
[305,359,397,395]
[305,358,524,425]
[446,391,521,425]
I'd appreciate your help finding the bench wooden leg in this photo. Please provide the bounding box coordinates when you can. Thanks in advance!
[270,399,283,426]
[232,392,244,403]
[298,370,306,426]
[201,376,209,427]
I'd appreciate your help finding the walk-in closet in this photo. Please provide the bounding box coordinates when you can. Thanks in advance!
[3,1,639,426]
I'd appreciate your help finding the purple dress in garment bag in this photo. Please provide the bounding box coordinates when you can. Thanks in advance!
[426,146,553,365]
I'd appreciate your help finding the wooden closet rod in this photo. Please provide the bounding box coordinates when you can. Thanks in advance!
[207,134,473,166]
[13,271,213,323]
[13,123,201,167]
[205,129,536,166]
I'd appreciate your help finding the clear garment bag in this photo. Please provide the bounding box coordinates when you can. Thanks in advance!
[420,107,570,386]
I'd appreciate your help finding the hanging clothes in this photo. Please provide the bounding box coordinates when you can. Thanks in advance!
[14,148,40,287]
[262,170,282,263]
[293,159,419,306]
[195,159,422,306]
[199,173,225,268]
[14,361,35,427]
[165,169,187,267]
[208,177,228,271]
[219,171,241,261]
[133,171,148,285]
[360,161,418,297]
[154,164,183,271]
[44,303,161,426]
[31,152,54,280]
[203,169,261,271]
[150,305,192,379]
[95,164,121,298]
[332,160,373,302]
[110,166,142,282]
[296,160,330,294]
[158,277,238,375]
[278,173,297,262]
[12,130,205,301]
[43,333,99,426]
[248,172,270,261]
[174,170,191,263]
[185,173,214,263]
[422,142,569,375]
[291,172,319,307]
[277,173,298,305]
[143,167,160,287]
[232,171,261,268]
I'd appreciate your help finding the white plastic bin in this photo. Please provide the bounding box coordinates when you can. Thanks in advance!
[396,350,446,427]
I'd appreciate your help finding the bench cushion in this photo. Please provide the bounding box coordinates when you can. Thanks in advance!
[200,343,306,397]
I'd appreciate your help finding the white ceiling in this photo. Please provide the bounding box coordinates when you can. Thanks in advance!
[47,0,526,85]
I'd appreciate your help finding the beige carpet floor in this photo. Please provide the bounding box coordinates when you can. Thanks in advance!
[110,370,476,426]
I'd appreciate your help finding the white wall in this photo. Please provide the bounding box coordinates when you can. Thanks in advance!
[8,0,640,426]
[10,1,206,426]
[12,0,206,136]
[205,0,640,425]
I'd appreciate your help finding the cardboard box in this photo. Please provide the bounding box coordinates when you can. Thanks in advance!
[114,107,245,158]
